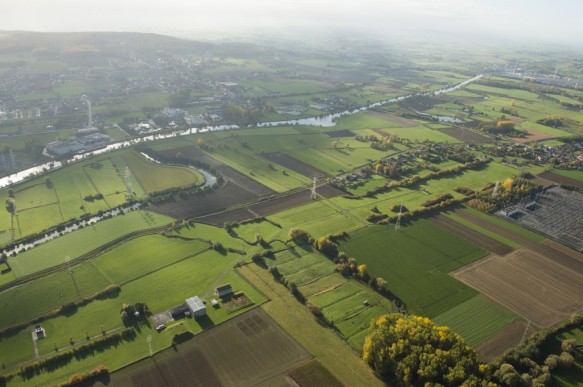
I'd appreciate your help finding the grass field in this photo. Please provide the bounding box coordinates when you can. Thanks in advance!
[542,326,583,387]
[461,207,546,243]
[92,235,210,284]
[433,294,518,347]
[0,246,265,379]
[339,220,489,317]
[0,262,112,329]
[238,263,386,387]
[0,150,198,242]
[268,200,364,237]
[553,169,583,182]
[442,211,521,249]
[7,211,174,278]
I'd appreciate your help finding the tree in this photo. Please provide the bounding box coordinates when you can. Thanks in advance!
[289,228,310,245]
[501,177,514,191]
[363,314,482,386]
[314,236,338,258]
[357,264,368,279]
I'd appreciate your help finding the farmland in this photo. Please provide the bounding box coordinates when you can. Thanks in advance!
[6,210,173,278]
[338,220,488,317]
[1,31,583,387]
[453,248,583,327]
[433,294,517,347]
[0,149,203,241]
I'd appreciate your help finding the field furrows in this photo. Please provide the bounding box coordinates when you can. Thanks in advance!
[453,248,583,327]
[430,214,513,255]
[475,321,536,362]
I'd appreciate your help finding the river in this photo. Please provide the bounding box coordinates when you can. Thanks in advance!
[0,74,482,189]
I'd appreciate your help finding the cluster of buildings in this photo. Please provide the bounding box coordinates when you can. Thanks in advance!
[45,133,112,157]
[487,142,583,167]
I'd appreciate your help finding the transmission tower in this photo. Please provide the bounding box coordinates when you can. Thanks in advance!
[492,181,500,197]
[310,176,317,200]
[520,320,531,345]
[395,203,403,231]
[124,167,133,198]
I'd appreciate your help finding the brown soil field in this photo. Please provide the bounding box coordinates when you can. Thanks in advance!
[453,248,583,327]
[434,127,493,143]
[326,130,355,138]
[149,181,261,219]
[430,215,513,255]
[367,111,419,127]
[264,152,328,178]
[513,128,557,143]
[474,320,536,362]
[537,171,583,190]
[107,309,313,387]
[150,146,277,218]
[399,96,439,112]
[159,146,275,197]
[198,185,345,226]
[288,360,344,387]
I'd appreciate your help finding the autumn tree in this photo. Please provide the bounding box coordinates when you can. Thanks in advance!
[363,314,483,386]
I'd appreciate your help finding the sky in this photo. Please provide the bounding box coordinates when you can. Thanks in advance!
[2,0,582,45]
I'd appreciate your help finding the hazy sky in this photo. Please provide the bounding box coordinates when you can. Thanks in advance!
[3,0,582,45]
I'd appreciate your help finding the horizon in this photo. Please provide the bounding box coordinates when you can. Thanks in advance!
[3,0,583,47]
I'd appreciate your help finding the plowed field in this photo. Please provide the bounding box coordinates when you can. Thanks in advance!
[109,309,312,386]
[453,248,583,327]
[475,320,536,361]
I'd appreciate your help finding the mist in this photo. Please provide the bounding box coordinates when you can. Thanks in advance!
[3,0,583,46]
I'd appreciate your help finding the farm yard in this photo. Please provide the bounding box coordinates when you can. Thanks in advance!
[108,309,316,387]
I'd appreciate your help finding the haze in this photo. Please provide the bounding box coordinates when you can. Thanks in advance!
[3,0,583,46]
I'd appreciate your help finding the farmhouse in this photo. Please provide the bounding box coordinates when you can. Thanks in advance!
[215,283,233,298]
[185,296,206,318]
[500,206,522,218]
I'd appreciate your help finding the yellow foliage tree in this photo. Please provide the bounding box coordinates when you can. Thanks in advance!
[363,314,483,386]
[501,177,514,191]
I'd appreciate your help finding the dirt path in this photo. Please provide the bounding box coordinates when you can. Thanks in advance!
[453,209,583,273]
[475,320,536,361]
[430,214,513,255]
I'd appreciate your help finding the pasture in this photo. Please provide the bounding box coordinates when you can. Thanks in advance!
[7,210,173,278]
[338,219,488,317]
[0,150,198,241]
[0,262,111,329]
[264,245,397,350]
[268,200,364,237]
[91,235,210,284]
[433,294,517,347]
[0,243,265,377]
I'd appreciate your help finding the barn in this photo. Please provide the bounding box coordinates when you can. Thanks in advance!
[215,283,233,298]
[185,296,206,318]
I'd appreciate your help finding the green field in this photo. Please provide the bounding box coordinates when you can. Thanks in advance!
[0,262,112,329]
[433,295,518,347]
[303,273,396,351]
[442,211,520,249]
[0,150,199,241]
[0,246,265,377]
[553,169,583,182]
[461,207,546,243]
[8,211,174,278]
[260,244,397,351]
[268,200,364,237]
[339,220,489,317]
[92,235,210,284]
